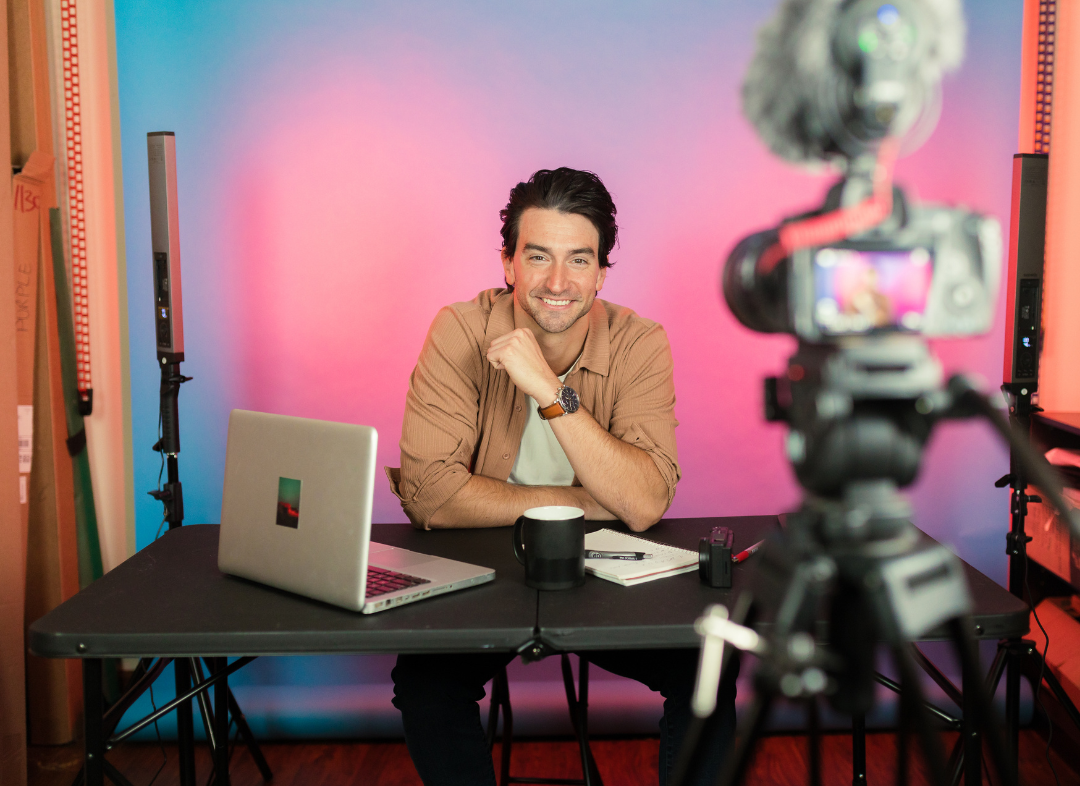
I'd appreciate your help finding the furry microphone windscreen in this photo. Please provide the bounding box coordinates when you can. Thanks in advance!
[742,0,966,167]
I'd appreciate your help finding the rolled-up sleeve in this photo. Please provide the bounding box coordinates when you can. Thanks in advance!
[607,324,680,508]
[394,307,482,528]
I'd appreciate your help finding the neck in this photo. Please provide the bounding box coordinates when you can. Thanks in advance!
[515,301,590,376]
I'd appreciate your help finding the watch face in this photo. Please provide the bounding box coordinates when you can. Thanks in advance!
[558,385,580,414]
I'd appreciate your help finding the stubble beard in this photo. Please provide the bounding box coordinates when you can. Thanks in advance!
[521,288,594,335]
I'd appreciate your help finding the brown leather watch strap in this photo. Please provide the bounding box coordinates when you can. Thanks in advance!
[538,400,565,420]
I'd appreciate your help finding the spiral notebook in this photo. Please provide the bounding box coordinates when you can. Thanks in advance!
[583,529,698,586]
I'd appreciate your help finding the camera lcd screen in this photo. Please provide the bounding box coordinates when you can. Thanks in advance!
[812,247,933,335]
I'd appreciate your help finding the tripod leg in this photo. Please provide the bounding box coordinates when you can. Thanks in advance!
[718,691,773,786]
[226,688,273,781]
[102,759,137,786]
[174,658,197,786]
[1033,653,1080,728]
[893,645,948,786]
[896,701,908,786]
[671,594,753,786]
[808,699,821,786]
[947,619,1017,786]
[190,658,218,754]
[851,713,866,786]
[103,658,172,740]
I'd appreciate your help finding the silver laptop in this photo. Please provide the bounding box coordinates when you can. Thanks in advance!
[218,410,494,613]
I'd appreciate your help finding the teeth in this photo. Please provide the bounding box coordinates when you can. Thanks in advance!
[541,298,571,306]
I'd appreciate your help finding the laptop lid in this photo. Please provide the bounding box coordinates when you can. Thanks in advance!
[218,409,376,610]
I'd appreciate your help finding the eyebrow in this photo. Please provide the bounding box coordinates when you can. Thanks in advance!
[523,243,596,257]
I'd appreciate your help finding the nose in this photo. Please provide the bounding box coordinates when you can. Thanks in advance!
[547,261,568,294]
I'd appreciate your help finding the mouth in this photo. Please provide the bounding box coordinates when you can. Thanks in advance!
[537,296,576,309]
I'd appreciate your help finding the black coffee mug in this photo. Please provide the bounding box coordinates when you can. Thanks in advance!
[513,506,586,590]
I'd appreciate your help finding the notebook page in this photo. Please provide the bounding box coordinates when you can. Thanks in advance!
[584,529,697,583]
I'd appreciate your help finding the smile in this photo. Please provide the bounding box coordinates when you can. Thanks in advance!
[540,297,573,307]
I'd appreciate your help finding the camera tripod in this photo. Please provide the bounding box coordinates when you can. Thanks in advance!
[671,338,1030,786]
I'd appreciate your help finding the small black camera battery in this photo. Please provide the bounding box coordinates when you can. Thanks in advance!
[699,526,733,588]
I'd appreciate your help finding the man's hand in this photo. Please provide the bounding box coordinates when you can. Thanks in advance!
[486,328,561,404]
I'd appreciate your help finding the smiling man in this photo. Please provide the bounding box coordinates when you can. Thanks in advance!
[387,168,734,786]
[391,168,677,532]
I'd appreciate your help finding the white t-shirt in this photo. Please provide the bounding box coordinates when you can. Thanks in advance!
[507,361,578,487]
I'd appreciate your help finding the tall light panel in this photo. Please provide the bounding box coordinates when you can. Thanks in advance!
[147,131,184,363]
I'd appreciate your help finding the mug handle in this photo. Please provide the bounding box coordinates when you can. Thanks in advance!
[513,516,527,565]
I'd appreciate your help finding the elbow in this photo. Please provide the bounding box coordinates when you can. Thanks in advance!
[622,494,669,533]
[426,505,451,529]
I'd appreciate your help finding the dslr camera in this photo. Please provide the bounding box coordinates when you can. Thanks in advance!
[723,187,1001,342]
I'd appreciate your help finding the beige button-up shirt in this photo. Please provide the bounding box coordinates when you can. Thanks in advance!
[388,289,680,528]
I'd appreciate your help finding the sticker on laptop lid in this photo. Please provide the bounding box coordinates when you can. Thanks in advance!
[276,477,302,529]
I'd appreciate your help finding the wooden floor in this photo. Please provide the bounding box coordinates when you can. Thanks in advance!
[27,730,1080,786]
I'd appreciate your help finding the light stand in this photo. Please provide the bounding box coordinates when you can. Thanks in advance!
[982,389,1080,779]
[70,133,272,786]
[979,150,1080,778]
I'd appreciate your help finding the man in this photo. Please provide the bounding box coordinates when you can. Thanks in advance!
[387,168,734,786]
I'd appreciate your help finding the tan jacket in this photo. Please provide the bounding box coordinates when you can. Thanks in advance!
[387,289,679,528]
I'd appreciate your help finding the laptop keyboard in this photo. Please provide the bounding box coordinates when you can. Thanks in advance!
[366,565,431,598]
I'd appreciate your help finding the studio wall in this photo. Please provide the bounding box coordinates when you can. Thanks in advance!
[113,0,1022,732]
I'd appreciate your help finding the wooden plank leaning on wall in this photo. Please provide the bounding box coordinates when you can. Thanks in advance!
[11,0,83,749]
[0,0,28,781]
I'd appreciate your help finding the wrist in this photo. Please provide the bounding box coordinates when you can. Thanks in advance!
[532,377,562,406]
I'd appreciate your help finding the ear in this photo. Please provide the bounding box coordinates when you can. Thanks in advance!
[595,265,607,293]
[501,249,516,288]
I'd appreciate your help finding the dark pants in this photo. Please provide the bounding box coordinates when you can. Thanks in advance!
[391,649,738,786]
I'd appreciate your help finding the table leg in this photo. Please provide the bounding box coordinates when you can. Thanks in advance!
[851,713,866,786]
[174,657,197,786]
[214,658,231,786]
[83,659,104,786]
[962,653,981,786]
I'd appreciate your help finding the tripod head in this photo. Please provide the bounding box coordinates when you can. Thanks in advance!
[769,337,939,495]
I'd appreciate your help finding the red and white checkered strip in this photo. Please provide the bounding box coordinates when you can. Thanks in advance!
[60,0,91,398]
[1034,0,1056,155]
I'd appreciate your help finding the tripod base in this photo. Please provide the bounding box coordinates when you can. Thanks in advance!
[676,498,1018,786]
[77,657,271,786]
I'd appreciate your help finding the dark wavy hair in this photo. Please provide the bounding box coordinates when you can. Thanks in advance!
[499,168,619,273]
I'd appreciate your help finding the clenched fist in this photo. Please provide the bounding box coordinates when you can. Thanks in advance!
[486,328,561,405]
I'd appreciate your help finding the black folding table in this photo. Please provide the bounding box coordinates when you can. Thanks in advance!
[29,516,1029,786]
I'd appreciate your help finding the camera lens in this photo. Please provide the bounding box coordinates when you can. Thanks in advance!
[721,229,792,335]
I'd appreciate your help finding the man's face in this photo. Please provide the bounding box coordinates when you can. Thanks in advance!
[502,207,607,335]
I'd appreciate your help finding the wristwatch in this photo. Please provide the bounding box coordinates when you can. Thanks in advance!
[538,385,580,420]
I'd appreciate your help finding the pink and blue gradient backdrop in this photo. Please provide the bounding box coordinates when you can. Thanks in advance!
[115,0,1022,728]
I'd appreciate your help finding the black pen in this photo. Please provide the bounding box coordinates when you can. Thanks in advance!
[585,550,653,561]
[731,540,765,564]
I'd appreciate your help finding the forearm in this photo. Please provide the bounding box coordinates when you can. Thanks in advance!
[427,475,616,529]
[548,409,669,532]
